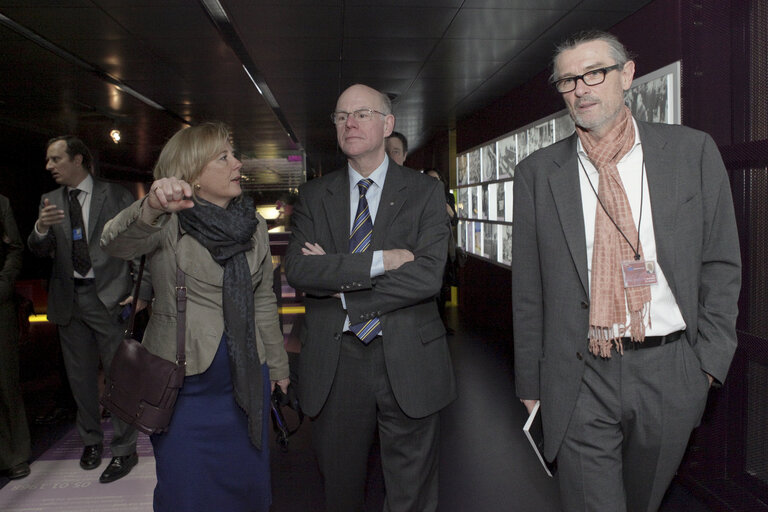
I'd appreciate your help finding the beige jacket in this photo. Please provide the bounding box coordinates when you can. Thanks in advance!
[101,198,289,380]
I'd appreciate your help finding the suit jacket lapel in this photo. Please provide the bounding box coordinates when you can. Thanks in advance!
[88,179,106,241]
[638,122,678,295]
[322,170,351,253]
[549,136,589,296]
[372,163,406,251]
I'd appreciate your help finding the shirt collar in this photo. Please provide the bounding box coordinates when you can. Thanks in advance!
[348,155,389,192]
[69,174,94,195]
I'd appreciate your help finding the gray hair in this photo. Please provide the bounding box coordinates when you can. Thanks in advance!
[550,30,635,82]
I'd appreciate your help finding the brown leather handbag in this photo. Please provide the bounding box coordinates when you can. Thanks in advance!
[101,257,187,435]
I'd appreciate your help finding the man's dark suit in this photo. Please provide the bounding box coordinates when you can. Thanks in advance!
[512,121,740,511]
[286,162,456,510]
[27,178,138,456]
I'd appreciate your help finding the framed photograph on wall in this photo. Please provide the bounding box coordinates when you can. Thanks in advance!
[501,224,513,264]
[469,186,479,219]
[468,148,481,184]
[625,61,681,124]
[482,143,497,181]
[483,223,497,261]
[481,185,488,220]
[458,154,468,185]
[504,181,514,222]
[473,222,482,256]
[457,187,467,218]
[496,183,505,221]
[498,134,516,179]
[554,113,575,142]
[530,121,553,153]
[488,183,498,221]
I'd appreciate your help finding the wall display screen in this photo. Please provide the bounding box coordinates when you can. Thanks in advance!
[454,62,681,268]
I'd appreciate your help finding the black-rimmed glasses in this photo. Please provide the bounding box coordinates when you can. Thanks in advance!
[552,64,623,93]
[331,108,387,125]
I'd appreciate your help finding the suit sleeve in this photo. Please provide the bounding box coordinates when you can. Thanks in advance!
[0,197,23,302]
[344,180,449,321]
[285,183,374,297]
[694,134,741,384]
[100,197,166,259]
[511,161,544,400]
[250,219,289,381]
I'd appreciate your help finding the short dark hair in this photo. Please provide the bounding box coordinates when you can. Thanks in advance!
[46,135,93,172]
[551,29,635,82]
[387,131,408,154]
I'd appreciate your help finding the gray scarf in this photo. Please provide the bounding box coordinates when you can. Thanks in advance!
[178,196,265,448]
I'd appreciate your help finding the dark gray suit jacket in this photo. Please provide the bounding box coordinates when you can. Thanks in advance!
[27,178,135,325]
[512,121,741,461]
[286,162,456,418]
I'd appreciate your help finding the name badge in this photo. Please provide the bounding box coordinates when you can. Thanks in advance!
[72,227,84,241]
[621,259,658,288]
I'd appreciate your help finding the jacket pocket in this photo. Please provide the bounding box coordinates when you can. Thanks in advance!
[419,317,446,344]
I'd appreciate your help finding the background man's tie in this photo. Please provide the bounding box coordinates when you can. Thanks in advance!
[69,189,92,276]
[348,179,381,343]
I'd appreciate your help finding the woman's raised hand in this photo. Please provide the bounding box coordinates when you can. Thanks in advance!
[147,177,195,212]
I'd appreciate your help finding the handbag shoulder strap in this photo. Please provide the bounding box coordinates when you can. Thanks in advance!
[175,267,187,366]
[175,221,187,366]
[126,255,146,339]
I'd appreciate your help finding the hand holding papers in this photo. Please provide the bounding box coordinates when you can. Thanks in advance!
[523,400,556,477]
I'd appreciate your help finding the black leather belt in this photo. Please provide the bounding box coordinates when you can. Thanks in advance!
[73,278,95,287]
[623,330,683,350]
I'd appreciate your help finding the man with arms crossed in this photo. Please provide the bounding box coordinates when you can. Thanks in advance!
[28,136,139,483]
[512,31,740,511]
[286,84,455,511]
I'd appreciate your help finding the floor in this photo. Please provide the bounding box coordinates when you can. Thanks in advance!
[2,294,713,511]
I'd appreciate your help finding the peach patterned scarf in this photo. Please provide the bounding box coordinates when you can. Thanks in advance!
[576,106,651,357]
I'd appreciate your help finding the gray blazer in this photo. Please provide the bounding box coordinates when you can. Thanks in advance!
[27,179,135,324]
[285,162,457,418]
[100,198,289,380]
[512,121,741,461]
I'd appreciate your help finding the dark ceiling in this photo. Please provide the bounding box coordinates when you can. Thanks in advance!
[0,0,651,183]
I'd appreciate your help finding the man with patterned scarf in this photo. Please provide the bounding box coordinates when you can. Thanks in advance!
[512,30,740,512]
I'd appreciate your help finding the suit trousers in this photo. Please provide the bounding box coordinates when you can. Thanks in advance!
[312,333,440,512]
[0,300,30,470]
[556,335,710,512]
[58,281,137,455]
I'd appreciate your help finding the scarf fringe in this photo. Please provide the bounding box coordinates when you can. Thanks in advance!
[589,302,652,358]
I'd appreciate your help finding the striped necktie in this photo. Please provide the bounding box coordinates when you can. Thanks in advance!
[69,189,92,276]
[348,179,381,343]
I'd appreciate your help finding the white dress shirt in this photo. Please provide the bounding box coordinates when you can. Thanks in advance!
[341,156,389,332]
[35,174,95,278]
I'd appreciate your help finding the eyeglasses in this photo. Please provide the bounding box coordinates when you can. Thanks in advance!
[552,64,623,93]
[331,108,387,125]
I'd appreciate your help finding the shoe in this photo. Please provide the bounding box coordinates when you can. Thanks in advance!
[79,444,103,470]
[4,462,30,480]
[99,452,138,483]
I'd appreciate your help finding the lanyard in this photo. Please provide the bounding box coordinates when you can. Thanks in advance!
[578,154,646,261]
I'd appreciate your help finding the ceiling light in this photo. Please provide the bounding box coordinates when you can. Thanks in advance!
[110,129,121,144]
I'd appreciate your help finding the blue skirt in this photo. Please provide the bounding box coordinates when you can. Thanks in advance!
[151,335,271,512]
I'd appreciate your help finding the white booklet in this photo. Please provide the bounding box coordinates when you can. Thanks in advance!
[523,400,555,477]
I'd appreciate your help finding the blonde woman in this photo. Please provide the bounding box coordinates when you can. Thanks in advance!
[101,122,289,512]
